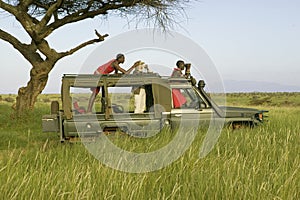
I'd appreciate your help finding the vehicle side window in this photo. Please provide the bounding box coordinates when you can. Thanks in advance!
[70,87,100,114]
[108,86,134,113]
[108,85,154,113]
[172,88,206,109]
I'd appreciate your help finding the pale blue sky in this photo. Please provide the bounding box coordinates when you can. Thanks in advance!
[0,0,299,93]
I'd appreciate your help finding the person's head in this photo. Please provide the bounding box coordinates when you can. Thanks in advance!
[176,60,185,70]
[116,53,125,64]
[134,62,148,73]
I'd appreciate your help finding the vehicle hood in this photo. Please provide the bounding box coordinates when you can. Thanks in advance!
[218,106,265,118]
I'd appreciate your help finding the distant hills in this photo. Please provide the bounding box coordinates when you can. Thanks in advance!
[221,80,300,93]
[1,79,300,94]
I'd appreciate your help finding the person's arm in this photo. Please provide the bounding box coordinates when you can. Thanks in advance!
[126,61,142,74]
[113,60,141,74]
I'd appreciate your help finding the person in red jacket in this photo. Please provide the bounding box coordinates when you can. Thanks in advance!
[87,54,140,112]
[171,60,188,108]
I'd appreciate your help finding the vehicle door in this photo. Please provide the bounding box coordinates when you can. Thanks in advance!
[170,86,213,129]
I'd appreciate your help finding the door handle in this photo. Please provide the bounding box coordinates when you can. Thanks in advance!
[175,114,182,117]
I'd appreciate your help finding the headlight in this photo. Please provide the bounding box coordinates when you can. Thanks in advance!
[255,113,263,121]
[258,113,263,120]
[164,119,170,125]
[86,123,92,129]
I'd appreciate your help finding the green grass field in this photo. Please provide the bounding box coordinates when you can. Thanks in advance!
[0,93,299,199]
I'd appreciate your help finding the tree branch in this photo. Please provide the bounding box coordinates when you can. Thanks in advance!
[59,30,109,58]
[42,1,142,38]
[18,0,35,11]
[0,1,40,38]
[0,28,43,64]
[37,0,63,31]
[0,0,18,15]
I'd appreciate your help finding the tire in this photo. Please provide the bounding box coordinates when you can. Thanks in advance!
[232,121,253,130]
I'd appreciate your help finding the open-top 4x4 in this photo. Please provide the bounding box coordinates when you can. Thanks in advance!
[42,73,267,142]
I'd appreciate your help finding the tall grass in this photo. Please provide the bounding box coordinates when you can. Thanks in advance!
[0,94,299,199]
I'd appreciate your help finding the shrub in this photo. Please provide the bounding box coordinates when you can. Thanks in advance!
[4,97,15,103]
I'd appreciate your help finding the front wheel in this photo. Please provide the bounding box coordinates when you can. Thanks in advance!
[231,121,254,130]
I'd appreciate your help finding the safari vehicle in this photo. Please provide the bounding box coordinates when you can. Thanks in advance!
[42,73,268,142]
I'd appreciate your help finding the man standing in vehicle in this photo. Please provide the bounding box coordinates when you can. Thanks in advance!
[87,54,140,112]
[171,60,191,78]
[171,60,189,108]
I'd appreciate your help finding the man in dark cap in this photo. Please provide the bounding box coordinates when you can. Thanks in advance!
[87,54,140,112]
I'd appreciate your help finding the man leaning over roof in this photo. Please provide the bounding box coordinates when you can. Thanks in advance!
[87,53,140,113]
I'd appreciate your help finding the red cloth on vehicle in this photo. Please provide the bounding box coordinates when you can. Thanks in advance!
[172,89,186,108]
[171,68,186,108]
[73,101,86,114]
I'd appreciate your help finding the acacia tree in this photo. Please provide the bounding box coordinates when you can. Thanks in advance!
[0,0,191,115]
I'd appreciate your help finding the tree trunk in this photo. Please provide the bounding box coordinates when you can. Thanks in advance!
[15,69,49,116]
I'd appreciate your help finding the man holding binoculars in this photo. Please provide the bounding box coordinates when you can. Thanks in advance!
[170,60,192,108]
[171,60,191,78]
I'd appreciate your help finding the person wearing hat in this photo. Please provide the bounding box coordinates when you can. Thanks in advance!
[87,54,140,112]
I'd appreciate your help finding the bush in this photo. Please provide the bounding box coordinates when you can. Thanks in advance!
[4,97,15,103]
[43,98,51,103]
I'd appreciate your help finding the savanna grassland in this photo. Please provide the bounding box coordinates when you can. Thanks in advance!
[0,93,299,199]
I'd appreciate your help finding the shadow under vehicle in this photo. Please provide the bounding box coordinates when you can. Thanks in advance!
[42,73,268,142]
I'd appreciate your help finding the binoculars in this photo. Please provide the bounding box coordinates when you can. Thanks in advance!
[184,63,191,77]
